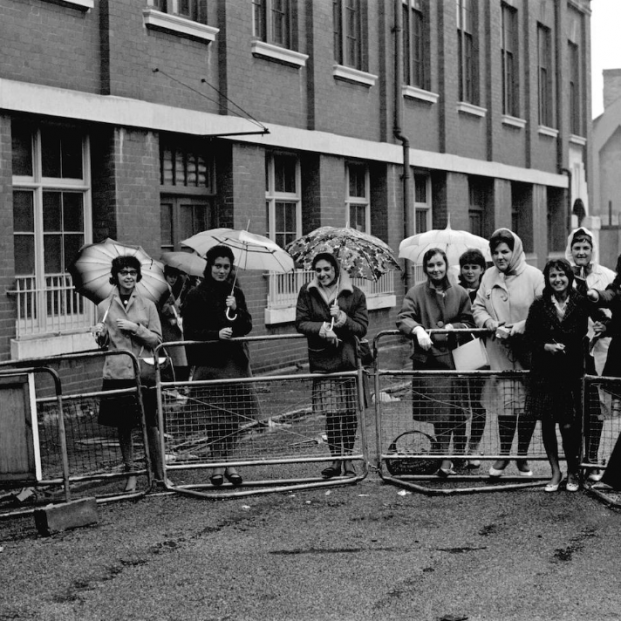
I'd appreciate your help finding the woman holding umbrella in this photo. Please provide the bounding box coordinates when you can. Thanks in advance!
[93,255,165,492]
[182,245,258,487]
[295,252,369,478]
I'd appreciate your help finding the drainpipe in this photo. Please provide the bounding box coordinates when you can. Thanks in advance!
[560,167,572,235]
[394,0,412,291]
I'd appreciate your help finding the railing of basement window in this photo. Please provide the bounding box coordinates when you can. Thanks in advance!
[266,270,395,309]
[8,275,97,338]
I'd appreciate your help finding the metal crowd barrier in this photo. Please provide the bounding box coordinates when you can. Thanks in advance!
[0,350,152,518]
[151,335,368,498]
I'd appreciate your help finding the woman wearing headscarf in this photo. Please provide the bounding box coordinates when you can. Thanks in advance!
[296,252,368,478]
[472,228,544,478]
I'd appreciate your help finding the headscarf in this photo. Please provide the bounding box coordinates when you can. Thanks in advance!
[489,228,526,276]
[565,226,600,267]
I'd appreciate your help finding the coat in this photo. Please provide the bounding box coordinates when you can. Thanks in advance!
[524,290,590,422]
[592,280,621,378]
[96,290,162,380]
[295,273,368,373]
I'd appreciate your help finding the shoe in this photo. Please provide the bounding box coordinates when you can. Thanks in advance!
[321,464,341,478]
[516,460,533,477]
[437,467,457,477]
[545,476,563,493]
[210,474,224,487]
[591,482,613,491]
[342,461,357,477]
[466,457,481,468]
[124,475,137,493]
[489,459,509,478]
[566,475,580,493]
[225,471,243,486]
[588,469,603,482]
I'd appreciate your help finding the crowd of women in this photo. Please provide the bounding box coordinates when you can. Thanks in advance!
[92,226,621,494]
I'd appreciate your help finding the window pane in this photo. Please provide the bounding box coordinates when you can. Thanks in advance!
[274,155,297,193]
[275,201,297,248]
[64,234,84,270]
[12,122,33,176]
[61,130,83,179]
[13,191,34,232]
[161,202,174,250]
[43,192,62,232]
[253,0,266,39]
[349,204,366,232]
[41,128,62,177]
[348,164,366,197]
[44,235,62,273]
[63,193,84,232]
[14,235,35,275]
[415,209,428,234]
[162,147,175,185]
[414,175,427,203]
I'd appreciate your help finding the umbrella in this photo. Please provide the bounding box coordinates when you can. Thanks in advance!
[181,227,294,319]
[160,251,207,278]
[286,226,400,281]
[67,238,169,305]
[398,223,491,266]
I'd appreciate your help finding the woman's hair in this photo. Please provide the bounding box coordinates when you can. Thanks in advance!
[164,264,181,279]
[109,255,142,285]
[489,229,515,253]
[422,248,448,278]
[459,248,486,269]
[542,258,574,296]
[311,252,341,280]
[203,245,236,279]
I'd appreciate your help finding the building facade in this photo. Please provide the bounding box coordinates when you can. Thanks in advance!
[0,0,591,371]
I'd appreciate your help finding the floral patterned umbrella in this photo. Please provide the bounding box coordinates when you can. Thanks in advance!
[286,226,400,281]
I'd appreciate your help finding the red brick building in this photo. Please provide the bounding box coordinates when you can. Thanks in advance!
[0,0,591,372]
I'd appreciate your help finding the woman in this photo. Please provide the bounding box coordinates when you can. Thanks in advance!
[94,255,165,492]
[182,245,258,487]
[473,228,544,478]
[525,259,590,492]
[296,252,368,478]
[396,248,474,476]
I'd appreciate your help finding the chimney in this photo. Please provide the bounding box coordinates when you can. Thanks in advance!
[603,68,621,109]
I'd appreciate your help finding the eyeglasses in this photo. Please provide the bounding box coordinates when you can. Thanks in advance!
[119,270,138,276]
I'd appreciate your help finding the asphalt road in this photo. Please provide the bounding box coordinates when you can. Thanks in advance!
[1,477,620,621]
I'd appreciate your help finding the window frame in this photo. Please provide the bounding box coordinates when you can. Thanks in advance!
[501,3,519,118]
[334,0,366,71]
[252,0,293,49]
[148,0,207,24]
[345,162,371,234]
[265,152,302,250]
[403,0,428,91]
[456,0,478,105]
[537,23,554,128]
[413,173,432,235]
[568,40,582,136]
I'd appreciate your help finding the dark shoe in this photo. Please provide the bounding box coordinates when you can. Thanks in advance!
[321,464,341,478]
[225,471,243,486]
[210,474,224,487]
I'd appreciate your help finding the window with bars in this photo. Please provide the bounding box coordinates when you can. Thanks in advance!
[456,0,477,104]
[403,0,428,90]
[537,24,554,127]
[252,0,292,48]
[148,0,208,24]
[501,3,519,117]
[11,121,91,336]
[334,0,366,71]
[346,163,370,233]
[413,173,431,235]
[265,152,301,249]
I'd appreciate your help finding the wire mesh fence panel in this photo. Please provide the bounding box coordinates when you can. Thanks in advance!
[159,372,366,489]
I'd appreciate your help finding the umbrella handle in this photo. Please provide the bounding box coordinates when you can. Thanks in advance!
[226,307,238,321]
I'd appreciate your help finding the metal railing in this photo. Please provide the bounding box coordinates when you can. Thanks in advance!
[266,269,395,309]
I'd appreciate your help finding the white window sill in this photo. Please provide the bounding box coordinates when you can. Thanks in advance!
[457,102,487,118]
[402,85,439,104]
[143,8,219,43]
[333,65,377,87]
[264,293,396,325]
[47,0,93,9]
[11,333,96,361]
[502,114,526,129]
[538,125,559,138]
[570,134,587,146]
[251,41,308,68]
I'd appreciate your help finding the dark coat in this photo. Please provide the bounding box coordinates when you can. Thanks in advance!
[524,289,589,422]
[295,275,368,373]
[594,281,621,377]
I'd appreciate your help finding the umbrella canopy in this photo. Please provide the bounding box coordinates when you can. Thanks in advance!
[67,238,169,305]
[399,224,491,266]
[181,228,294,273]
[286,226,400,281]
[160,251,207,278]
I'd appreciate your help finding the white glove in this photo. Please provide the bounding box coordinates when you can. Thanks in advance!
[413,326,432,350]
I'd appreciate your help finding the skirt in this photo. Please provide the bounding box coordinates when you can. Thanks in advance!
[524,375,581,424]
[98,379,157,429]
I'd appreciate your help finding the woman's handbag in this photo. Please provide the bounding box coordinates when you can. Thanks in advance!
[451,338,489,371]
[356,337,375,367]
[138,348,171,384]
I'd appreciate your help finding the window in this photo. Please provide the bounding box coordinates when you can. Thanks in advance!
[456,0,477,104]
[346,163,370,233]
[537,24,553,127]
[265,153,301,249]
[334,0,365,71]
[160,139,215,252]
[468,179,487,238]
[253,0,292,48]
[568,41,582,136]
[11,121,91,337]
[501,3,518,117]
[149,0,207,24]
[403,0,428,90]
[413,174,431,234]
